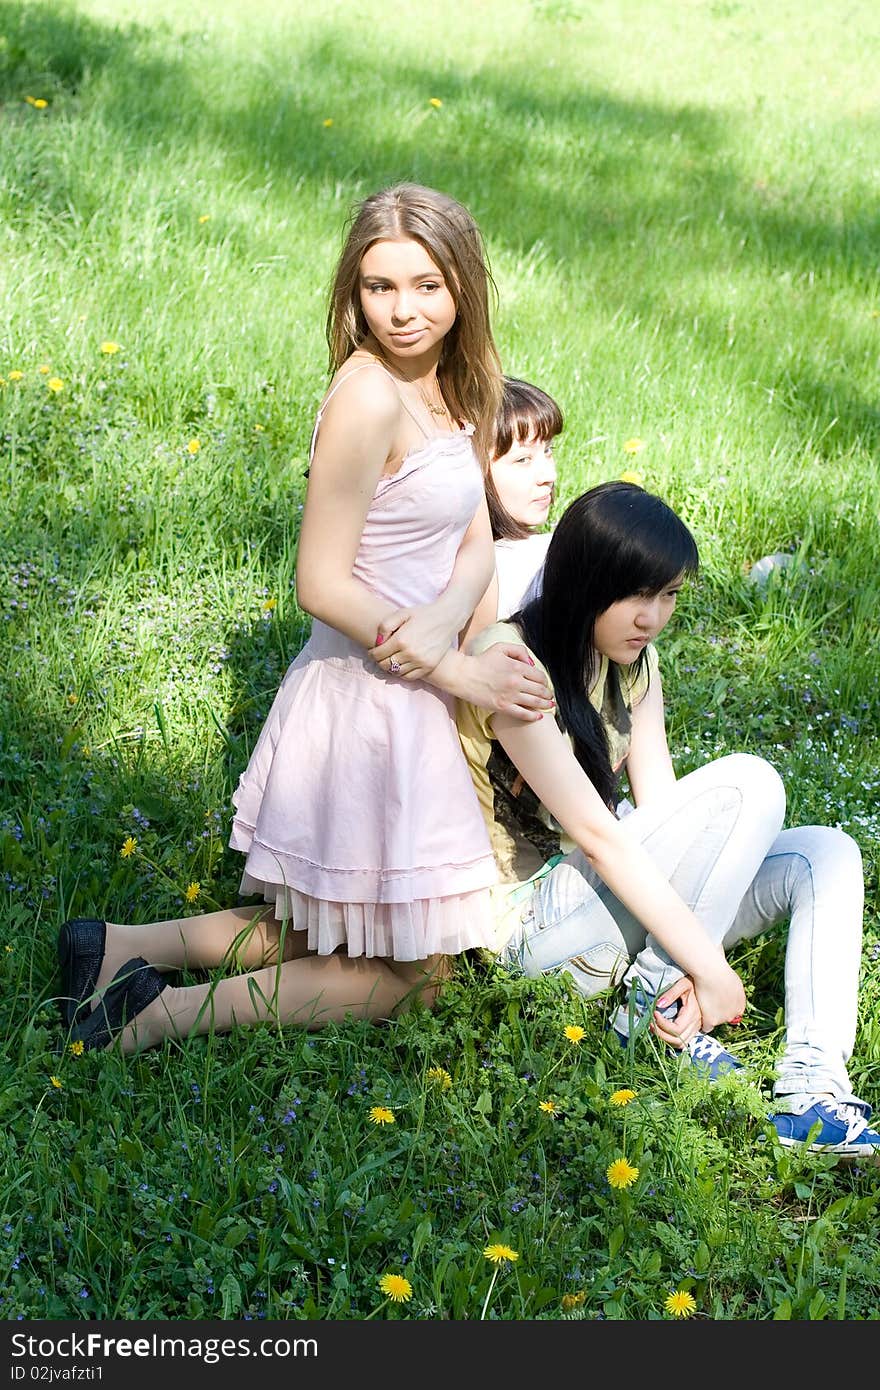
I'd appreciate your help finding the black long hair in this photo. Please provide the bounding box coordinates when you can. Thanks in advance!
[516,482,699,807]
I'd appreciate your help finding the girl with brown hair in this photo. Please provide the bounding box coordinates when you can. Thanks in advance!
[58,183,553,1051]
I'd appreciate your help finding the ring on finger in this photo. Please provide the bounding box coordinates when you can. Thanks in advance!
[388,658,401,674]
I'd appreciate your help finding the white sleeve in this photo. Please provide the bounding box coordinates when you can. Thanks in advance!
[496,532,552,615]
[519,556,546,607]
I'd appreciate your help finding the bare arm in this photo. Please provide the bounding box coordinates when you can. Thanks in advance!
[460,568,499,650]
[492,702,746,1031]
[435,495,496,635]
[624,666,702,1045]
[296,370,553,717]
[624,670,677,807]
[295,367,405,646]
[298,373,493,668]
[366,497,497,678]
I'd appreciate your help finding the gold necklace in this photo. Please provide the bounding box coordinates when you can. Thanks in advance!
[416,381,449,417]
[370,347,451,424]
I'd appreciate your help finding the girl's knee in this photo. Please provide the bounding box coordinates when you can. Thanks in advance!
[828,826,863,875]
[787,825,863,877]
[388,954,450,1014]
[725,753,786,823]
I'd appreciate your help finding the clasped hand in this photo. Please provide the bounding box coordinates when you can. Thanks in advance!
[367,604,554,720]
[367,599,460,680]
[652,964,746,1048]
[455,642,555,721]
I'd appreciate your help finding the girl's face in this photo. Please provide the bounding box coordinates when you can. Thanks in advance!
[358,238,457,364]
[489,434,557,529]
[593,577,684,665]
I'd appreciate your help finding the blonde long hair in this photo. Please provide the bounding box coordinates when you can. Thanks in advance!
[326,183,503,466]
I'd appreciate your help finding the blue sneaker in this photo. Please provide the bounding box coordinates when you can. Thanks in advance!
[683,1031,743,1080]
[613,993,743,1081]
[769,1101,880,1163]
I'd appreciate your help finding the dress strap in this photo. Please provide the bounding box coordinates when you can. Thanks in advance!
[308,357,443,464]
[308,361,389,463]
[395,393,431,441]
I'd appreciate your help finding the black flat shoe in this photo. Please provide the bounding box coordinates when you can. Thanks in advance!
[69,956,167,1052]
[57,917,107,1028]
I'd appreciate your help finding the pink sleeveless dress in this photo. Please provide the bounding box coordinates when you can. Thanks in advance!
[228,363,499,959]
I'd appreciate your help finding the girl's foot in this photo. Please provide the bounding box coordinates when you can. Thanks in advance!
[69,957,167,1051]
[57,918,106,1027]
[613,992,743,1080]
[58,916,172,1028]
[769,1099,880,1163]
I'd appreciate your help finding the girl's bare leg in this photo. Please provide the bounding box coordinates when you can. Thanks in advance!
[386,954,451,1010]
[95,905,308,993]
[116,952,450,1054]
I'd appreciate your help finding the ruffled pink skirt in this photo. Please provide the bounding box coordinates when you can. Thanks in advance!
[229,620,498,961]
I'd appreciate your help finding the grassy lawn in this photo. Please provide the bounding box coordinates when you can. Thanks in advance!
[1,0,879,1320]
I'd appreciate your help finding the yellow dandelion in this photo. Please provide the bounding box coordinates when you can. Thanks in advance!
[665,1289,697,1319]
[561,1291,586,1311]
[5,945,13,954]
[186,438,201,454]
[619,469,644,485]
[50,1075,63,1089]
[254,423,265,432]
[100,341,120,355]
[563,1024,585,1045]
[8,370,24,381]
[623,437,645,454]
[185,881,201,903]
[68,1040,84,1057]
[368,1105,395,1126]
[198,214,211,224]
[483,1243,519,1265]
[262,597,277,612]
[67,693,78,706]
[47,377,64,393]
[38,364,51,374]
[428,97,443,108]
[610,1088,636,1107]
[33,98,48,109]
[0,378,6,388]
[539,1099,557,1115]
[606,1156,639,1190]
[427,1065,452,1090]
[322,118,334,128]
[119,836,137,859]
[378,1273,412,1304]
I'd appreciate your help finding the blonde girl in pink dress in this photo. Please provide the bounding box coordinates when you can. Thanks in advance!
[58,183,554,1051]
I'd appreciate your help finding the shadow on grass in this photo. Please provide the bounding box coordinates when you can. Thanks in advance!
[2,1,878,448]
[1,2,878,944]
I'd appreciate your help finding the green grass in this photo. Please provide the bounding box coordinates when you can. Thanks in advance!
[1,0,879,1320]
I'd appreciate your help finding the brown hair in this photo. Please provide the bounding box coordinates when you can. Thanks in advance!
[326,183,503,465]
[485,377,564,541]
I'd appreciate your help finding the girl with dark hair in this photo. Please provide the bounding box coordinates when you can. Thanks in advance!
[481,377,563,621]
[457,481,878,1161]
[57,183,554,1052]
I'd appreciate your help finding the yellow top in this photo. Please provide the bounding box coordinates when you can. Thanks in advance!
[456,621,658,940]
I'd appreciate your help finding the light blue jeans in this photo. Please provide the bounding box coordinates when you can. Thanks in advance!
[500,753,866,1106]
